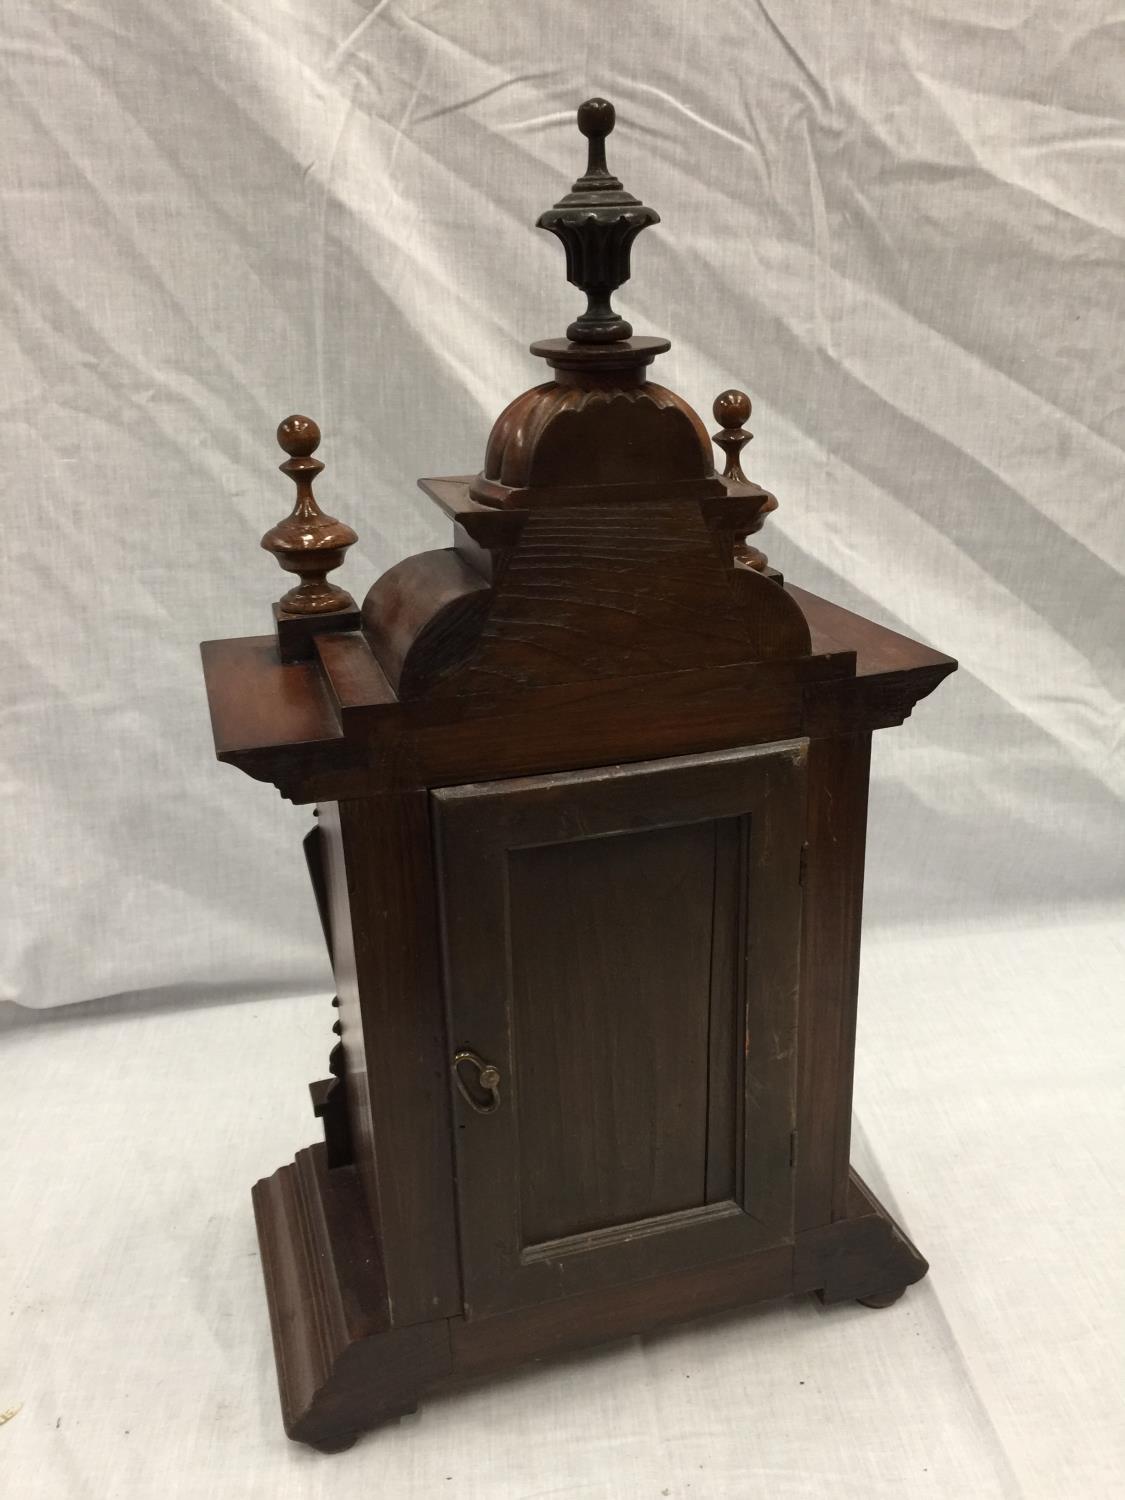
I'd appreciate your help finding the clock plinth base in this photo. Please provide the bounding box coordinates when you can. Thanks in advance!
[253,1141,928,1453]
[251,1146,451,1454]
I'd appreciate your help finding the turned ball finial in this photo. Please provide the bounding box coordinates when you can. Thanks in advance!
[712,389,753,483]
[711,389,776,573]
[260,414,357,616]
[577,96,615,135]
[276,413,321,458]
[576,97,615,175]
[536,98,660,345]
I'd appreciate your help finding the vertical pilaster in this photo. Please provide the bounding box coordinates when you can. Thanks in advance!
[795,733,872,1231]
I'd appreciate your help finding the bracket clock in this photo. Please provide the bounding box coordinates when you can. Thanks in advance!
[201,99,956,1452]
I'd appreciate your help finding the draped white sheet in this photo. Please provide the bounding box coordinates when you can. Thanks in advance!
[1,0,1121,1013]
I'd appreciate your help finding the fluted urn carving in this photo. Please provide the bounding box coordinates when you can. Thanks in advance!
[537,98,660,344]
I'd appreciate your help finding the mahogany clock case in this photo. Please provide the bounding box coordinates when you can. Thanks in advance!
[201,98,956,1452]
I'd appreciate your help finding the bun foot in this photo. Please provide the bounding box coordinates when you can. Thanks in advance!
[307,1432,358,1455]
[299,1402,416,1454]
[795,1170,929,1307]
[857,1286,907,1309]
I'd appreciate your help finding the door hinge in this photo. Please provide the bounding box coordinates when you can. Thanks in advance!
[798,842,809,886]
[789,1129,799,1169]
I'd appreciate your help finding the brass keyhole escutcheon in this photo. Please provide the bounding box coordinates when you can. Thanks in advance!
[453,1049,501,1115]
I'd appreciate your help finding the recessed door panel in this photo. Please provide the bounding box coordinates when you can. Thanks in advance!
[510,815,740,1245]
[434,742,806,1319]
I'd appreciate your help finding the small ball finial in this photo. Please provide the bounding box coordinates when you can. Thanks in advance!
[277,413,321,458]
[711,387,776,574]
[577,98,615,140]
[261,413,357,617]
[713,389,751,429]
[711,388,753,484]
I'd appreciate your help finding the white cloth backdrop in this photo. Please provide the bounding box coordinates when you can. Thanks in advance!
[1,3,1123,1497]
[1,0,1121,1013]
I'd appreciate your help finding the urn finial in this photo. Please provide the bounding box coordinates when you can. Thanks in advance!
[536,98,660,345]
[261,415,357,615]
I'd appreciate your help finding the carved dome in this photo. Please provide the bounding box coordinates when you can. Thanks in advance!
[469,338,721,508]
[475,378,711,496]
[466,100,725,510]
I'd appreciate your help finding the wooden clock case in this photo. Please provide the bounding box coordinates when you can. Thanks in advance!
[201,100,955,1452]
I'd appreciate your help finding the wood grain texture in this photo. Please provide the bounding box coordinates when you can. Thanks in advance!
[318,804,373,1185]
[508,817,728,1244]
[793,1170,929,1303]
[446,1242,796,1378]
[424,502,810,694]
[200,585,951,804]
[432,744,806,1319]
[475,381,713,499]
[302,825,351,1167]
[274,601,362,664]
[208,96,958,1457]
[260,414,358,618]
[333,794,462,1327]
[253,1146,926,1450]
[362,548,492,698]
[795,735,873,1232]
[201,637,343,757]
[313,632,395,717]
[252,1145,451,1452]
[794,585,956,677]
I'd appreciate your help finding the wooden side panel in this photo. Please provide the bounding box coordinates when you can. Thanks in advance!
[318,804,372,1178]
[705,816,742,1205]
[447,1242,796,1380]
[251,1141,928,1452]
[252,1145,453,1451]
[509,818,737,1244]
[439,504,765,694]
[301,824,334,960]
[795,734,872,1231]
[335,794,462,1325]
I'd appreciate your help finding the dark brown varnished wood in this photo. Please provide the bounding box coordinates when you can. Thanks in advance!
[535,97,660,346]
[252,1144,926,1448]
[201,582,953,801]
[202,97,957,1452]
[323,794,462,1328]
[261,416,357,619]
[795,734,873,1231]
[252,1146,453,1452]
[711,389,777,573]
[793,1171,928,1304]
[432,745,805,1318]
